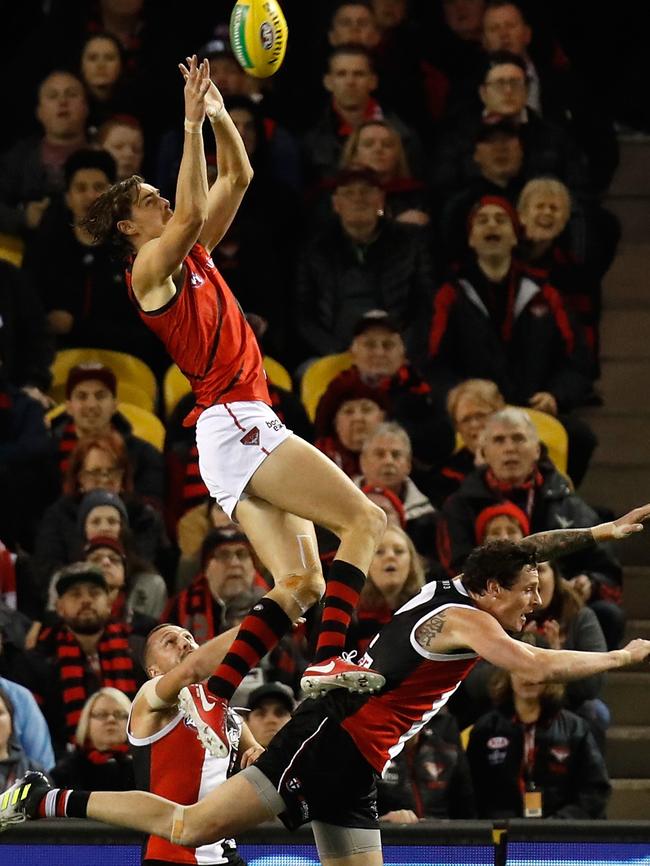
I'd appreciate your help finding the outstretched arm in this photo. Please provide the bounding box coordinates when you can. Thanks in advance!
[519,503,650,561]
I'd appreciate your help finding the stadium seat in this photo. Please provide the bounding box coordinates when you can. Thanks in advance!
[455,404,569,475]
[0,232,24,267]
[301,352,353,421]
[263,355,292,391]
[47,401,165,452]
[50,348,158,408]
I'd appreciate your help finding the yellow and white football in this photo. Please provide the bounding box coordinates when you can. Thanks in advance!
[229,0,288,78]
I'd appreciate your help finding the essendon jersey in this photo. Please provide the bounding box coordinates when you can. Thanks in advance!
[129,682,242,865]
[328,577,479,775]
[126,243,270,427]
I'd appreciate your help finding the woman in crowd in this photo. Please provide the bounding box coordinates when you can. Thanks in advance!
[0,687,46,789]
[96,115,145,181]
[78,33,136,136]
[51,688,134,791]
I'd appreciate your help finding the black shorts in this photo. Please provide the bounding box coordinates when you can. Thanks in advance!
[253,697,379,832]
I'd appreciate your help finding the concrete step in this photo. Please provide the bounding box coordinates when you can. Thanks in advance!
[607,727,650,778]
[607,779,650,819]
[605,198,650,245]
[623,567,650,618]
[600,310,650,360]
[597,360,650,410]
[602,243,650,309]
[583,411,650,464]
[579,466,650,532]
[603,673,650,725]
[607,139,650,197]
[624,619,650,642]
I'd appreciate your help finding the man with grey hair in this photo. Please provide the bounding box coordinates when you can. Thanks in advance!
[357,421,438,561]
[438,407,624,648]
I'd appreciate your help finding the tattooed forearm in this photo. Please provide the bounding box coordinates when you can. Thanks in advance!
[415,611,447,650]
[520,528,596,561]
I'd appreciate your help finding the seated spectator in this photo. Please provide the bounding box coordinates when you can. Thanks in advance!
[348,523,425,655]
[303,44,424,184]
[0,670,54,773]
[78,32,138,137]
[244,682,295,748]
[340,120,430,225]
[361,484,406,530]
[476,501,529,543]
[83,534,166,628]
[50,362,164,506]
[33,431,170,609]
[357,422,438,560]
[11,563,139,756]
[426,195,597,486]
[0,70,89,236]
[295,167,434,360]
[377,709,476,822]
[96,115,145,181]
[51,687,134,790]
[432,379,506,506]
[314,378,388,478]
[467,633,610,819]
[438,408,625,649]
[0,686,47,789]
[430,51,588,201]
[175,498,238,589]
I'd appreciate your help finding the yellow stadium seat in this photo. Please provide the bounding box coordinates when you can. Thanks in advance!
[0,232,24,267]
[455,404,569,475]
[263,355,292,391]
[47,401,165,452]
[301,352,353,422]
[163,364,191,420]
[51,348,158,407]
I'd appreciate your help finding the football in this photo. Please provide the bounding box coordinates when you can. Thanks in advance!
[229,0,288,78]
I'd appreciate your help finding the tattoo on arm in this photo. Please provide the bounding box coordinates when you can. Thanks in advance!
[520,528,596,561]
[415,611,447,651]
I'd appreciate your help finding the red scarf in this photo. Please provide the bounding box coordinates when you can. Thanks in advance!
[484,467,545,520]
[85,743,131,764]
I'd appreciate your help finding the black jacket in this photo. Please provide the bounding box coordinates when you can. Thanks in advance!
[51,748,135,791]
[438,463,622,593]
[467,703,610,819]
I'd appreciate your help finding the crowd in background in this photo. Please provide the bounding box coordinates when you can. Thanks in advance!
[2,0,646,823]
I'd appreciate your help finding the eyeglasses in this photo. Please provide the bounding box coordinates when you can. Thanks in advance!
[485,77,527,91]
[211,548,251,563]
[81,467,123,481]
[90,710,129,721]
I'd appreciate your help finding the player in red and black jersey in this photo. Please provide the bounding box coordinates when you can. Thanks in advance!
[77,55,388,698]
[6,507,650,866]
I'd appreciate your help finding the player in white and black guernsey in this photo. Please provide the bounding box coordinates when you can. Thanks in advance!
[4,505,650,866]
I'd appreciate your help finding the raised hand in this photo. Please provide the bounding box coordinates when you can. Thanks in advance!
[610,503,650,538]
[621,638,650,666]
[179,56,223,120]
[179,55,211,124]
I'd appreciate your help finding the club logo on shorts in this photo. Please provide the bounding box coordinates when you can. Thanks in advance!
[240,427,260,446]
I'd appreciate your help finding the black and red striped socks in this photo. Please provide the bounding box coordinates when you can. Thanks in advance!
[37,789,90,819]
[208,597,292,700]
[314,559,366,663]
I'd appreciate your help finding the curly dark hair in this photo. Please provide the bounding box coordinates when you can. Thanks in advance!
[79,174,143,259]
[462,539,537,594]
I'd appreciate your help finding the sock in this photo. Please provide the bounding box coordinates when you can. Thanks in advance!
[208,597,292,701]
[37,789,90,819]
[314,559,366,663]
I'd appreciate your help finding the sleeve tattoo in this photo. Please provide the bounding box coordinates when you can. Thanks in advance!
[520,528,596,561]
[415,611,447,650]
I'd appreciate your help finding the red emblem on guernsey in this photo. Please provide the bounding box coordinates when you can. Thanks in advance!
[240,427,260,446]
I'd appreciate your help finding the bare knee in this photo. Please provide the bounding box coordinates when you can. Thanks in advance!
[276,563,325,611]
[344,498,387,545]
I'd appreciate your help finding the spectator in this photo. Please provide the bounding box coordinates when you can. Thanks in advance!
[361,484,406,529]
[330,2,381,49]
[432,379,506,506]
[467,633,610,818]
[11,563,139,755]
[51,687,135,791]
[340,120,430,224]
[0,686,46,789]
[78,32,137,136]
[0,674,54,774]
[50,362,164,506]
[0,70,89,235]
[377,710,476,822]
[349,523,425,655]
[33,432,170,608]
[244,682,295,748]
[295,167,434,360]
[83,533,167,626]
[426,195,596,485]
[303,44,423,183]
[314,378,388,478]
[96,115,145,181]
[438,408,625,648]
[357,422,438,560]
[476,501,529,543]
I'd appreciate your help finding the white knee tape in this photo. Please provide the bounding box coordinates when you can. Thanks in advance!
[170,805,186,846]
[296,534,319,570]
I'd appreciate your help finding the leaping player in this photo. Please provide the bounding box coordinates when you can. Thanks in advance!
[77,55,387,698]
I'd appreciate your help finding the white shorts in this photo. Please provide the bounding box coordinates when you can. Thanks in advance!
[195,401,292,518]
